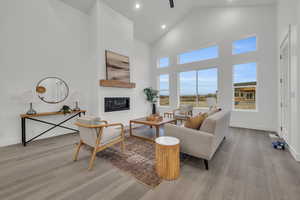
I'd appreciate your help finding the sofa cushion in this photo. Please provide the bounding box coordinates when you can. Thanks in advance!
[184,113,207,130]
[206,108,221,117]
[200,110,223,134]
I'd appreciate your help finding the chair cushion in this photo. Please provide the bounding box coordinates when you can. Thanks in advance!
[77,116,101,125]
[184,113,207,130]
[101,127,122,145]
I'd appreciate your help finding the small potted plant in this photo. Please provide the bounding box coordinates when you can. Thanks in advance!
[143,87,159,115]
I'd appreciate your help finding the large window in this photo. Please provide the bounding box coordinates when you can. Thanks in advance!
[178,46,219,64]
[158,57,169,68]
[233,36,257,55]
[233,63,257,110]
[158,74,170,106]
[180,68,218,107]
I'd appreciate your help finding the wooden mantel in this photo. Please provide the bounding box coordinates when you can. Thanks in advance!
[99,80,136,88]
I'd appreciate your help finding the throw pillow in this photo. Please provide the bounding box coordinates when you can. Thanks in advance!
[184,113,207,130]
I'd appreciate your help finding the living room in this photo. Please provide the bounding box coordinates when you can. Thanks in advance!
[0,0,300,199]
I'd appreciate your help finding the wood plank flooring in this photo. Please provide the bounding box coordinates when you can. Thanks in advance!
[0,128,299,200]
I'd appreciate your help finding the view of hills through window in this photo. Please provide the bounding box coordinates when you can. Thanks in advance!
[159,74,170,106]
[180,68,218,107]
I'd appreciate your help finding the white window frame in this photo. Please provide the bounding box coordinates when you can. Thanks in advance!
[158,74,170,107]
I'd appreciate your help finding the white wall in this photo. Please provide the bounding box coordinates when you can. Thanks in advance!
[92,0,152,126]
[152,5,278,132]
[0,0,152,147]
[277,0,300,161]
[0,0,96,147]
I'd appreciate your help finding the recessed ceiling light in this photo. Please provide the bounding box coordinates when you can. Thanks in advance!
[135,3,141,9]
[161,24,166,29]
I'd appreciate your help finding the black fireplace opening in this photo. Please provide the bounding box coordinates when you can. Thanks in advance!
[105,97,130,112]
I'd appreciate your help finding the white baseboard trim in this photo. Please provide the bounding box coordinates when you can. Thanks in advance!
[230,124,276,132]
[0,138,20,147]
[288,145,300,162]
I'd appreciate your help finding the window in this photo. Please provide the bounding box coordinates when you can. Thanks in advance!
[158,57,169,68]
[158,74,170,106]
[233,36,257,55]
[180,71,197,106]
[180,68,218,107]
[178,46,219,64]
[233,63,257,110]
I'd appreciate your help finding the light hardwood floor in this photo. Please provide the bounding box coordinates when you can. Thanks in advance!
[0,128,300,200]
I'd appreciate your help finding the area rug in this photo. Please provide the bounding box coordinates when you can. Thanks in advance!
[96,136,162,188]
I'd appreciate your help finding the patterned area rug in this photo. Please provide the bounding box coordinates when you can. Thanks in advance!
[96,136,162,188]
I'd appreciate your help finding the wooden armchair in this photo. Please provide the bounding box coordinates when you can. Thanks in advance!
[73,116,125,170]
[173,104,193,122]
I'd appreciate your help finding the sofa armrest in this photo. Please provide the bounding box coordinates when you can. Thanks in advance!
[164,123,215,159]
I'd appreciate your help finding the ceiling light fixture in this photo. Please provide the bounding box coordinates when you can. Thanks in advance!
[161,24,166,29]
[135,3,141,9]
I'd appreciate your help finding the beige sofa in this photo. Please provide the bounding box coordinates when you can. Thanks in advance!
[164,110,231,170]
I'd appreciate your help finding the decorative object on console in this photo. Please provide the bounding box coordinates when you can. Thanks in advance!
[27,103,37,115]
[14,90,38,115]
[100,50,136,88]
[36,77,69,104]
[143,87,159,114]
[69,90,81,111]
[59,105,72,115]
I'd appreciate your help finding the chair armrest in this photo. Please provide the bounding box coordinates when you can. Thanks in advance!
[74,122,124,129]
[96,120,108,124]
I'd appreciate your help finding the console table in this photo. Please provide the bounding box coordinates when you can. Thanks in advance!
[20,110,86,146]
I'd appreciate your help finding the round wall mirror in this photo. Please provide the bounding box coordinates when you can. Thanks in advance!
[36,77,69,104]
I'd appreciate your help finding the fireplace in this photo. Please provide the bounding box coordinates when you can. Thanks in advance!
[105,97,130,112]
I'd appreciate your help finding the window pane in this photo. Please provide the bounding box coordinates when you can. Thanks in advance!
[180,71,197,106]
[159,90,170,106]
[233,36,257,55]
[179,46,219,64]
[159,74,169,90]
[159,57,169,68]
[159,74,169,106]
[233,63,257,110]
[198,68,218,107]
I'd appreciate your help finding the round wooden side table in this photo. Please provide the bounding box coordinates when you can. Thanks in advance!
[155,136,180,180]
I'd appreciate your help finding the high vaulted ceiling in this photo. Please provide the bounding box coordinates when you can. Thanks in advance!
[61,0,277,44]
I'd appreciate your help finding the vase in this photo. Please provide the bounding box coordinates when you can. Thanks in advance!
[26,102,37,115]
[152,103,156,115]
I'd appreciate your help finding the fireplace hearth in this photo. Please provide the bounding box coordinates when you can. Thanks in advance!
[105,97,130,112]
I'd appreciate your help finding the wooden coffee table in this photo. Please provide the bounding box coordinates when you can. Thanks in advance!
[129,117,177,142]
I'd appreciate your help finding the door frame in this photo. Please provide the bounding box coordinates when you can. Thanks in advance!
[279,25,292,141]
